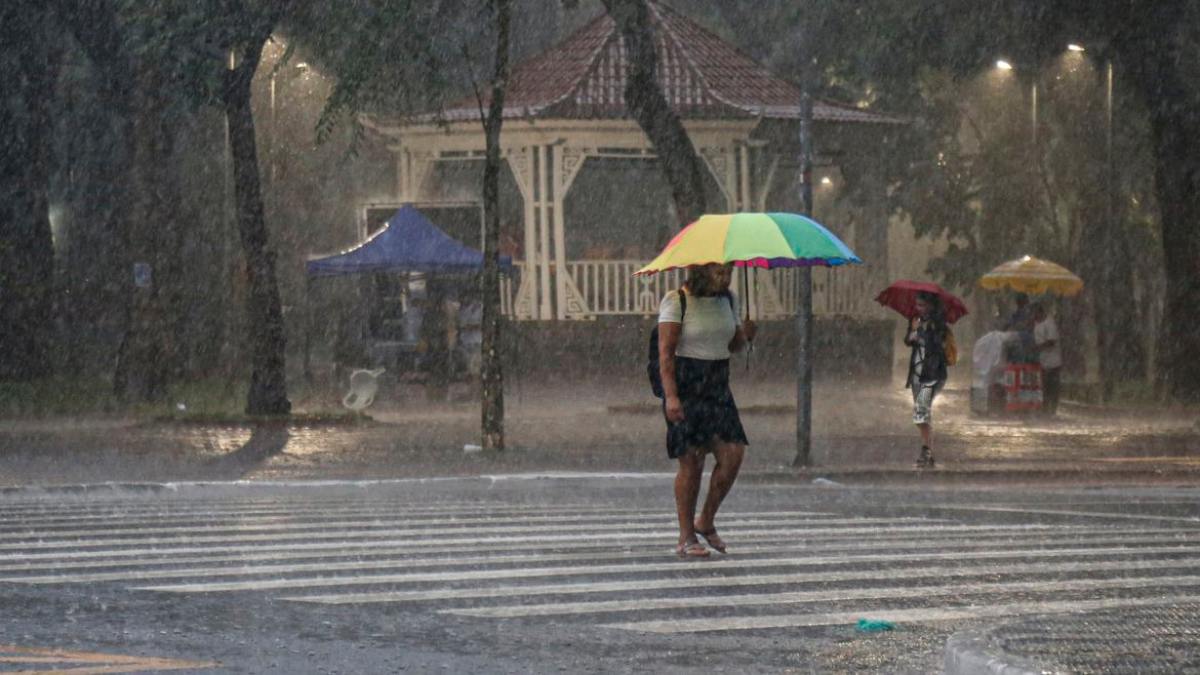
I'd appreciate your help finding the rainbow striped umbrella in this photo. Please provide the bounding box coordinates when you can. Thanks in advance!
[634,212,861,276]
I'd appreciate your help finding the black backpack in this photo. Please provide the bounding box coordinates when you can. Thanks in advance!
[647,289,732,398]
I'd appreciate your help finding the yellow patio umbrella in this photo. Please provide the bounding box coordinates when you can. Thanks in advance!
[978,255,1084,296]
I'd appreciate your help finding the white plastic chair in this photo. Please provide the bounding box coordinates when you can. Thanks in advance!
[342,368,385,411]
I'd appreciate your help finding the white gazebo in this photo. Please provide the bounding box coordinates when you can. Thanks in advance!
[363,2,901,322]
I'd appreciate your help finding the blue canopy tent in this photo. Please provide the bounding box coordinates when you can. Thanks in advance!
[306,204,511,276]
[303,204,509,380]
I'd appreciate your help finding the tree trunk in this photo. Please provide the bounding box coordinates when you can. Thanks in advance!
[1121,26,1200,403]
[1112,2,1200,403]
[224,43,291,415]
[114,64,183,402]
[480,0,512,451]
[600,0,707,226]
[55,0,142,381]
[1148,105,1200,402]
[0,2,58,381]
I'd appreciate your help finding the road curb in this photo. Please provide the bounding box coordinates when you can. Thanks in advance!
[742,465,1200,486]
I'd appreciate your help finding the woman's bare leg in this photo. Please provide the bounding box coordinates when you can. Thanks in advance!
[696,441,744,533]
[918,423,932,448]
[675,450,705,545]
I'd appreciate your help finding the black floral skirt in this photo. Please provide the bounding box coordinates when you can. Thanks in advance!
[663,357,749,459]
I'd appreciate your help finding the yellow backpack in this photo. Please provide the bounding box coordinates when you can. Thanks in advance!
[944,327,958,366]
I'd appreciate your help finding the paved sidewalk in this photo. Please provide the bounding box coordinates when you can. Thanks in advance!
[945,603,1200,674]
[0,375,1196,486]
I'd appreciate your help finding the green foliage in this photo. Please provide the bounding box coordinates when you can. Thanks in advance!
[0,378,117,418]
[283,0,492,144]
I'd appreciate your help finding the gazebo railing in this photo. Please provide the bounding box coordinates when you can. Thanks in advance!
[498,259,878,319]
[776,266,879,317]
[570,260,684,316]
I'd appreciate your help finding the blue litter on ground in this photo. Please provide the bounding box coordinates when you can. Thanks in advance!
[856,618,896,632]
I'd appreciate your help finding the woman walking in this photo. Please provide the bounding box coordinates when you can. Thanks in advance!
[657,263,756,558]
[905,291,949,468]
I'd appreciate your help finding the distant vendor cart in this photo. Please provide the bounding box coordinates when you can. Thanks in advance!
[304,204,511,384]
[973,255,1083,416]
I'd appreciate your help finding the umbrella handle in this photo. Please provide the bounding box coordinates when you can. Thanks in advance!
[742,266,754,372]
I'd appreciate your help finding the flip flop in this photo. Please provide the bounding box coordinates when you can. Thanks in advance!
[695,526,727,553]
[675,540,710,559]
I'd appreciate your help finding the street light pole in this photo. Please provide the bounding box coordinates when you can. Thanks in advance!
[1031,80,1038,149]
[1106,60,1114,234]
[792,29,815,469]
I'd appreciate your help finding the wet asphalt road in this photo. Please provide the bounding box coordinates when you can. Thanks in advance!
[1,477,1199,673]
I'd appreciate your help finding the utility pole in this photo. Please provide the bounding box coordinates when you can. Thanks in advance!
[792,27,815,469]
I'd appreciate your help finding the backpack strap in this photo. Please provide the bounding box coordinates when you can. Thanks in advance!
[678,288,687,322]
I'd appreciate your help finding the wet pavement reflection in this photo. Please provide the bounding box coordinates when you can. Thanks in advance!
[0,376,1196,486]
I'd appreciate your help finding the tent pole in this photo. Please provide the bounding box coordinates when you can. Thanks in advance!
[303,275,313,385]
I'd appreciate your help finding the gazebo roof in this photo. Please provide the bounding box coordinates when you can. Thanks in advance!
[433,2,899,125]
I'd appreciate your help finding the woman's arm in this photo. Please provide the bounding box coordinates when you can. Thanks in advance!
[659,322,684,422]
[728,320,758,354]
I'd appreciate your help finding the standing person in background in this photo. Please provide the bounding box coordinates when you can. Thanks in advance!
[657,263,756,559]
[1006,293,1036,363]
[1033,302,1063,416]
[905,291,949,469]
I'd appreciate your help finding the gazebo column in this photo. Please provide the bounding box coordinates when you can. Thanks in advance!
[397,148,436,202]
[535,145,553,319]
[701,142,787,320]
[505,147,541,320]
[552,145,591,319]
[856,165,890,288]
[756,152,781,210]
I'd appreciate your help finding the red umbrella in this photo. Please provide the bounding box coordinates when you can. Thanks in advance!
[875,280,969,324]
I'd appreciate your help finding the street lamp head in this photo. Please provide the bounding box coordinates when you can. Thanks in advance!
[995,59,1014,71]
[1067,43,1085,52]
[820,176,833,186]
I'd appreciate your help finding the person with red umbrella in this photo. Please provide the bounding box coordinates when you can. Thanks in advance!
[904,292,952,468]
[877,281,966,469]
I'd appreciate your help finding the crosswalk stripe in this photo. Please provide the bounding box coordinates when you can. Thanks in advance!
[0,506,835,533]
[8,494,1200,639]
[0,503,661,525]
[0,513,878,541]
[0,523,1077,564]
[287,556,1200,604]
[931,504,1200,524]
[11,540,1200,585]
[2,530,1192,575]
[603,594,1200,633]
[445,574,1200,618]
[0,521,1052,552]
[135,547,1200,594]
[0,500,651,519]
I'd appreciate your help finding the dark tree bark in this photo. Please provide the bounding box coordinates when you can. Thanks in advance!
[1144,84,1200,402]
[224,38,291,415]
[600,0,708,227]
[112,63,187,401]
[480,0,512,451]
[1114,3,1200,402]
[0,2,59,381]
[58,0,192,398]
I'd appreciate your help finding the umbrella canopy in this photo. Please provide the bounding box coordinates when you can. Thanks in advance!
[875,280,969,324]
[979,255,1083,296]
[634,212,861,275]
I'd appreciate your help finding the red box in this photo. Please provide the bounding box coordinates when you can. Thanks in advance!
[1002,364,1043,412]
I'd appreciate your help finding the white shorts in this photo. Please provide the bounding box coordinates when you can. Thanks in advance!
[911,380,944,425]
